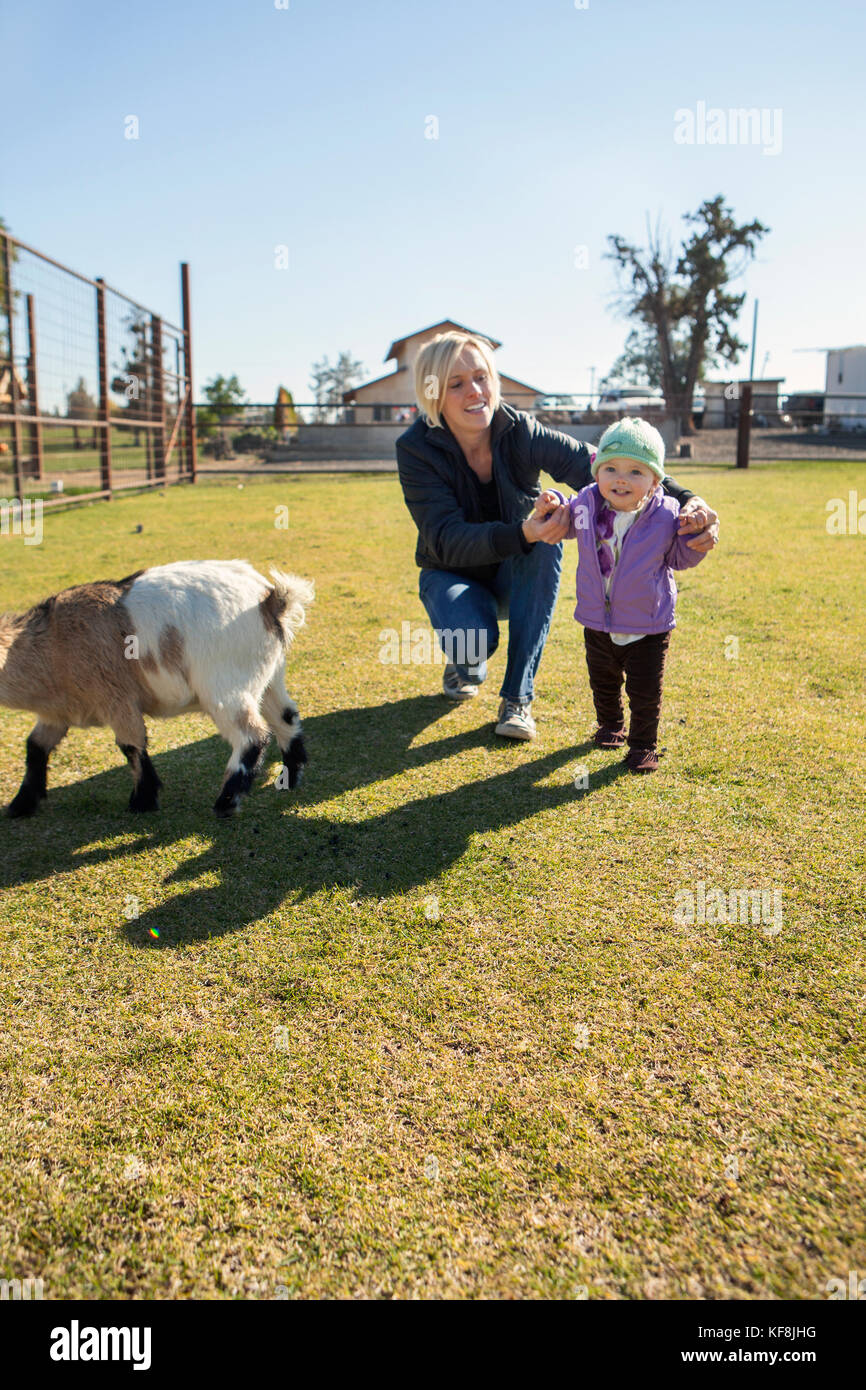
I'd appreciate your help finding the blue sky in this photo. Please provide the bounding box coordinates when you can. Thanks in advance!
[4,0,864,402]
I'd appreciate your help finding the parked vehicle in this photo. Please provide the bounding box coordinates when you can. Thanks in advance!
[533,394,584,423]
[534,387,704,426]
[782,393,825,428]
[597,386,706,422]
[597,387,666,415]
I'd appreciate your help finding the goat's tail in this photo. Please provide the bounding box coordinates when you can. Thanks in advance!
[262,569,315,644]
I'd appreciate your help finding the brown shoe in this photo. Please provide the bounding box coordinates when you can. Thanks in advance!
[624,746,658,773]
[594,723,627,748]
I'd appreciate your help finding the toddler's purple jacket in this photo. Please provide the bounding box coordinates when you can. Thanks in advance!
[550,482,705,635]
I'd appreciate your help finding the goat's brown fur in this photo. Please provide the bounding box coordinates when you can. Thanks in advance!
[157,624,188,683]
[0,578,145,730]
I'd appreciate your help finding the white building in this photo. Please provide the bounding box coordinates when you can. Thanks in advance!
[825,346,866,429]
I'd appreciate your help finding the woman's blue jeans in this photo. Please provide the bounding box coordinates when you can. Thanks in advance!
[418,540,563,702]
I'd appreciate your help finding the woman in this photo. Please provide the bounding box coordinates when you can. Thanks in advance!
[396,331,718,741]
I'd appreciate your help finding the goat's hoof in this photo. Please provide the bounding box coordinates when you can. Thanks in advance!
[7,793,39,818]
[283,735,307,790]
[128,795,159,813]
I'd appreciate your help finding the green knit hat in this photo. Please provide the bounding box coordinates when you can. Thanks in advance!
[592,416,665,480]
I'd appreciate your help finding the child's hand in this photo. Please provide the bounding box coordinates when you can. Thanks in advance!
[677,496,720,551]
[523,491,570,545]
[533,489,564,523]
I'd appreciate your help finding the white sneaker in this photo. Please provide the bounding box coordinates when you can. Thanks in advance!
[495,698,536,741]
[442,663,479,701]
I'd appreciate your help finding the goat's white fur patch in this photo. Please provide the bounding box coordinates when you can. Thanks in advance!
[125,560,310,721]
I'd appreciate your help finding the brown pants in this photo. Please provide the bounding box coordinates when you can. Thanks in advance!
[583,628,671,749]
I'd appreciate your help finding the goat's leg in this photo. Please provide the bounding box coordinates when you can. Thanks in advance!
[210,701,271,818]
[7,720,69,818]
[112,709,162,813]
[261,674,307,791]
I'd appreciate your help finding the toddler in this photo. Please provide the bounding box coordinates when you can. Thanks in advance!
[536,416,705,772]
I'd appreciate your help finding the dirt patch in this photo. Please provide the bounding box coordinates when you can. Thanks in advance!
[676,428,866,463]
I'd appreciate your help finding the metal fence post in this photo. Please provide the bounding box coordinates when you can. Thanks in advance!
[95,278,113,496]
[151,314,165,483]
[25,293,44,482]
[145,415,153,480]
[181,262,197,482]
[2,231,25,503]
[736,383,752,469]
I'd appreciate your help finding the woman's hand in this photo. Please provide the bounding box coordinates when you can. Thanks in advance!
[677,496,720,552]
[523,498,570,544]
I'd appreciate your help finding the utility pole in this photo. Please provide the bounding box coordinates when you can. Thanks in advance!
[736,383,753,469]
[748,300,759,382]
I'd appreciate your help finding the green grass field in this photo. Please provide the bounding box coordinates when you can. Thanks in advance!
[0,460,863,1300]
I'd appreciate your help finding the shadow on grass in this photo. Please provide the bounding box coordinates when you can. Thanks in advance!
[0,695,624,947]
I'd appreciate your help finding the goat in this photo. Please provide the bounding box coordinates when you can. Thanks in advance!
[0,560,314,818]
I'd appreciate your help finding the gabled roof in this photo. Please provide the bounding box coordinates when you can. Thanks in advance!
[385,319,502,362]
[341,366,405,402]
[499,371,546,395]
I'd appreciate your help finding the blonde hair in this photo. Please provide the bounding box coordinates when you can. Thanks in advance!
[413,331,501,428]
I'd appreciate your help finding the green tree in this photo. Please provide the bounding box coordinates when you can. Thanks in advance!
[309,351,365,421]
[66,375,98,450]
[197,373,247,449]
[606,195,769,431]
[203,373,246,420]
[601,324,681,392]
[110,311,151,446]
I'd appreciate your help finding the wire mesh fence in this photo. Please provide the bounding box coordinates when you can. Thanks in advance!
[0,231,196,507]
